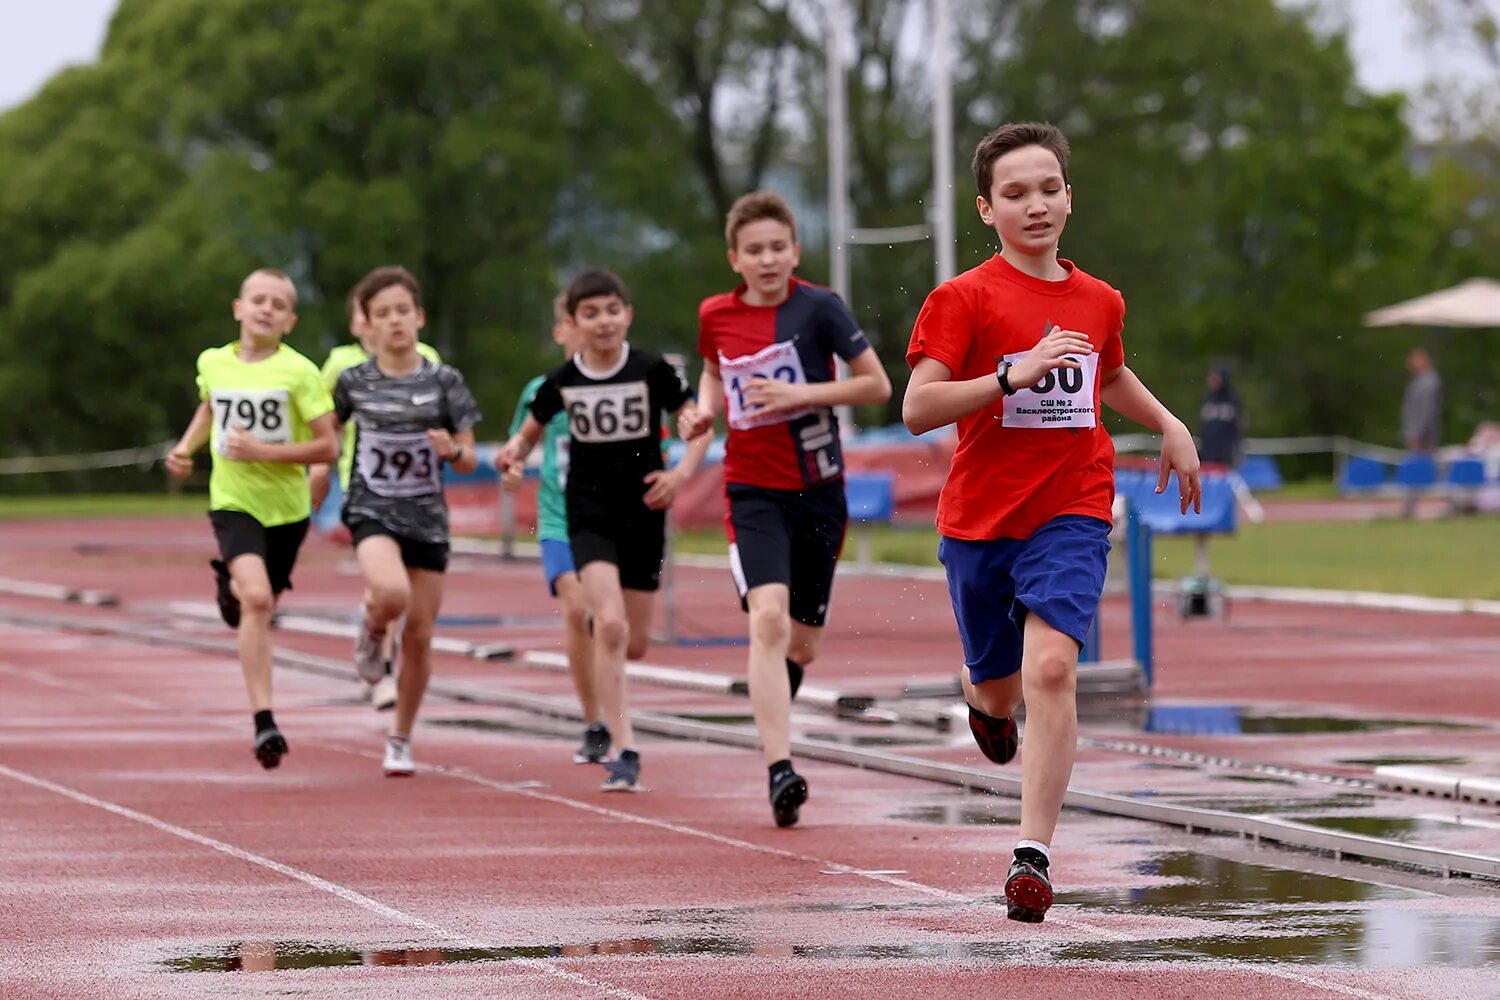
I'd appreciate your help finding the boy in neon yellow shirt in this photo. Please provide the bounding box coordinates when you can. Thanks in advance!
[309,279,441,711]
[167,268,339,769]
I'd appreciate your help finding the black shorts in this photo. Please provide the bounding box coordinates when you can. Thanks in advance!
[209,511,309,595]
[348,520,450,573]
[726,480,847,627]
[569,507,666,592]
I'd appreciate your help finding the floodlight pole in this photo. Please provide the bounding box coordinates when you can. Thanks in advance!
[932,0,956,285]
[827,0,852,304]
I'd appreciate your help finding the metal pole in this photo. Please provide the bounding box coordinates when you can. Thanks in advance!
[827,0,850,304]
[931,0,956,285]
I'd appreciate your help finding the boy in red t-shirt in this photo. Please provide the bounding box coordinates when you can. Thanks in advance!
[682,190,892,828]
[904,123,1201,923]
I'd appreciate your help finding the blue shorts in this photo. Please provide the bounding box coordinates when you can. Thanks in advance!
[539,538,576,597]
[939,515,1111,685]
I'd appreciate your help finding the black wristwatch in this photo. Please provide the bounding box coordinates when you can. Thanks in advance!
[996,360,1017,396]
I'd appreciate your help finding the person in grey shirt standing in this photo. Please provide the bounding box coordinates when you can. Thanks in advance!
[1399,347,1441,516]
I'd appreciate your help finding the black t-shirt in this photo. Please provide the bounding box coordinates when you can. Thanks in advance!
[529,345,692,518]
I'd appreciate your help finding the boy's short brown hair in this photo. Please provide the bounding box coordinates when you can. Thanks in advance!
[565,269,630,315]
[724,190,798,250]
[972,122,1071,199]
[240,267,298,307]
[357,266,423,316]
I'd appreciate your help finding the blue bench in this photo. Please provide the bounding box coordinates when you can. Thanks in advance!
[845,471,895,566]
[1338,455,1389,495]
[1394,454,1438,491]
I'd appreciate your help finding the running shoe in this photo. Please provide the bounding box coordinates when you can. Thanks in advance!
[211,559,240,629]
[968,703,1019,766]
[601,750,640,792]
[573,723,611,764]
[353,614,386,684]
[769,767,809,828]
[371,673,398,712]
[383,736,415,777]
[1004,855,1054,923]
[253,728,288,769]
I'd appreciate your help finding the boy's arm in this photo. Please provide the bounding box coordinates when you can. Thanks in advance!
[902,326,1094,434]
[223,412,340,465]
[307,412,346,512]
[1101,365,1202,513]
[644,404,714,510]
[679,362,721,440]
[742,346,891,414]
[166,402,213,479]
[497,416,545,475]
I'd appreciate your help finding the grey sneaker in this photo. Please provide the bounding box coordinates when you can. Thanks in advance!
[573,723,611,764]
[354,615,386,684]
[601,749,641,792]
[383,736,415,777]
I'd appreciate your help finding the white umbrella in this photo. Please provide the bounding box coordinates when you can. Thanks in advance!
[1364,277,1500,328]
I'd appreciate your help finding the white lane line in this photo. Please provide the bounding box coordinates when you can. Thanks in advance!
[0,762,650,1000]
[3,647,1406,999]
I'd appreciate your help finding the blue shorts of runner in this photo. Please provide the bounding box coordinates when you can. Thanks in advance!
[539,538,576,597]
[726,480,848,628]
[938,514,1111,685]
[347,519,449,573]
[209,511,309,595]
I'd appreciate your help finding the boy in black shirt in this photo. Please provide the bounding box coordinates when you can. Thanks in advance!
[500,269,711,791]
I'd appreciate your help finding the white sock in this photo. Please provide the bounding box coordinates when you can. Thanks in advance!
[1015,839,1051,863]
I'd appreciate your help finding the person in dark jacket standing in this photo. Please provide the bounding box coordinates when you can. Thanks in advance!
[1198,366,1243,468]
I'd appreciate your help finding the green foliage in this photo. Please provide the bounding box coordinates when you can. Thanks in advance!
[0,0,707,455]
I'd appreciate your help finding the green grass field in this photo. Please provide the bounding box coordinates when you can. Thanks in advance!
[678,516,1499,601]
[4,491,1494,600]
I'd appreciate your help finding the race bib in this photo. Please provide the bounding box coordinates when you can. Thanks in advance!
[1000,350,1099,428]
[210,389,291,456]
[720,341,814,431]
[356,429,441,498]
[561,382,651,443]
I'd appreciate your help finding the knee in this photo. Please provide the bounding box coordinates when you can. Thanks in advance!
[237,584,275,619]
[786,634,821,668]
[1027,645,1077,696]
[562,601,591,637]
[401,616,434,651]
[367,583,409,622]
[748,604,790,649]
[596,615,628,652]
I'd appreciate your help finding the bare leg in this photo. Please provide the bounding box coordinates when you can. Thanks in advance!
[355,536,411,635]
[228,554,276,712]
[392,569,444,739]
[745,584,792,765]
[623,588,654,662]
[580,562,635,750]
[554,572,598,721]
[1015,615,1080,846]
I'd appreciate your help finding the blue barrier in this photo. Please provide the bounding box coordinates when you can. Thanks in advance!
[1237,454,1283,492]
[1447,457,1487,489]
[845,471,896,565]
[1125,499,1155,688]
[1394,454,1438,490]
[1122,472,1236,536]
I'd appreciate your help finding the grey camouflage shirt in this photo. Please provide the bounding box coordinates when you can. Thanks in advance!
[334,358,482,543]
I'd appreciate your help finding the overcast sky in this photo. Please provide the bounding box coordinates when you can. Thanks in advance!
[0,0,1491,112]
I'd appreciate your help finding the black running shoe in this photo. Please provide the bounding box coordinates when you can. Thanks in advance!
[601,749,640,792]
[573,723,611,764]
[769,768,809,828]
[968,703,1018,766]
[786,660,805,700]
[211,559,240,629]
[254,728,288,770]
[1004,856,1053,923]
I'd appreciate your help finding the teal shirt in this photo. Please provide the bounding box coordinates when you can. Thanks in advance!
[510,375,570,542]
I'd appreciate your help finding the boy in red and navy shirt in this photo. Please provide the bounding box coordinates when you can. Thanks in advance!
[904,123,1201,923]
[683,190,891,829]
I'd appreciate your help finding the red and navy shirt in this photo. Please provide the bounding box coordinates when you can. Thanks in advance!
[698,278,871,489]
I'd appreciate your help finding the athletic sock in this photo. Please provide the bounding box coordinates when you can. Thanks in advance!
[1014,840,1051,868]
[253,710,276,736]
[769,758,794,784]
[786,659,804,699]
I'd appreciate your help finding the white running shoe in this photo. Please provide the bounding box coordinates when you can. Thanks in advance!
[371,673,398,712]
[383,736,414,777]
[354,616,386,684]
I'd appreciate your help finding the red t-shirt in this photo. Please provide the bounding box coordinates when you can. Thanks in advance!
[906,254,1126,541]
[698,278,871,490]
